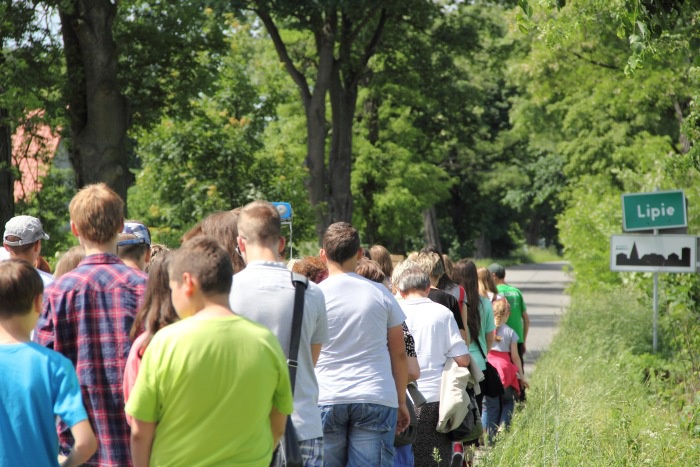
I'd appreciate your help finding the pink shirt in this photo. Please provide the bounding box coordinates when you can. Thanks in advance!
[123,332,149,422]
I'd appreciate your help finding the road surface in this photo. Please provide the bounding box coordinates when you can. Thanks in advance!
[500,261,572,375]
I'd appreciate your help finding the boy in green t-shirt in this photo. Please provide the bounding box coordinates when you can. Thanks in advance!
[126,236,294,466]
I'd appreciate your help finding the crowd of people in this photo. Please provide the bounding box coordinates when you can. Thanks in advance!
[0,183,530,467]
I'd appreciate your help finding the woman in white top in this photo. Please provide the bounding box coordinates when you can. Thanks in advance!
[394,261,470,467]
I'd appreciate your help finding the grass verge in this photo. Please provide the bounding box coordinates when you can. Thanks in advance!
[484,287,700,465]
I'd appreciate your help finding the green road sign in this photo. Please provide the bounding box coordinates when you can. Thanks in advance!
[622,190,687,231]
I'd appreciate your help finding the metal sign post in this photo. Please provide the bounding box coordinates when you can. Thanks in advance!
[613,187,691,353]
[271,202,293,259]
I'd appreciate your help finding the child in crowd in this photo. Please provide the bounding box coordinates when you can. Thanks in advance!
[123,252,179,408]
[54,246,86,279]
[117,221,152,272]
[125,236,293,466]
[482,299,528,443]
[0,259,97,466]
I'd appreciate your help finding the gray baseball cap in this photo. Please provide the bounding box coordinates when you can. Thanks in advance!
[3,215,50,246]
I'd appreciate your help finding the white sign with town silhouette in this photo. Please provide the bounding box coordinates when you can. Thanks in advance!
[610,234,697,273]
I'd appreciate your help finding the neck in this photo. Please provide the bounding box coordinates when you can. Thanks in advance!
[326,257,357,276]
[402,291,427,300]
[194,294,235,319]
[0,318,32,344]
[121,259,144,271]
[243,243,281,263]
[80,237,118,256]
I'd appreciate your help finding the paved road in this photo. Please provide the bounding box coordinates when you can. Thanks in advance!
[500,261,572,375]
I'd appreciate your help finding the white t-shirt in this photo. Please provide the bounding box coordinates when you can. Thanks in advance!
[401,297,469,403]
[230,261,329,441]
[316,272,406,408]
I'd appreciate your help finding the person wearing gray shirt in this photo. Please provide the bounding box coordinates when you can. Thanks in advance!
[230,201,329,467]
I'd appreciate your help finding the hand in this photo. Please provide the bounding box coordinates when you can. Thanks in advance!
[522,343,527,354]
[395,402,410,433]
[520,378,530,389]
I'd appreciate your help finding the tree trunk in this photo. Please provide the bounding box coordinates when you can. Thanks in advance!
[328,65,357,225]
[0,106,13,226]
[422,206,442,252]
[59,1,130,202]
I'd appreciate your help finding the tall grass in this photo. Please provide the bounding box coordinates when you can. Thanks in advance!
[484,288,700,465]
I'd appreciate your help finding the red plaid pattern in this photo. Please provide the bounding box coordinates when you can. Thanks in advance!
[34,254,147,466]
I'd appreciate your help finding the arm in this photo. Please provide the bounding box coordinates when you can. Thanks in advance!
[510,341,528,387]
[453,353,471,368]
[522,311,530,352]
[130,418,157,467]
[269,406,287,447]
[388,324,409,433]
[407,356,420,383]
[60,420,97,467]
[311,343,322,367]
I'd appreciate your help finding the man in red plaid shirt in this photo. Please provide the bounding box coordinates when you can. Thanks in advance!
[34,183,147,466]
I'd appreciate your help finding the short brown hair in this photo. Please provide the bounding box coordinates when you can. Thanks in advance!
[355,257,385,284]
[323,222,360,264]
[55,246,86,278]
[69,183,124,243]
[291,256,328,283]
[117,233,149,262]
[238,200,281,246]
[169,236,233,296]
[3,236,37,255]
[0,259,43,318]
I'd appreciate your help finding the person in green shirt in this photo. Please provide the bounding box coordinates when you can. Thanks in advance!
[126,236,293,466]
[488,263,530,401]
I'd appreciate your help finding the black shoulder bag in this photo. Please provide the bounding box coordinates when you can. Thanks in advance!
[476,339,505,398]
[270,272,308,467]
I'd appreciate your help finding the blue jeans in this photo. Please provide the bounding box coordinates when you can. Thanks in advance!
[482,394,515,443]
[319,403,397,467]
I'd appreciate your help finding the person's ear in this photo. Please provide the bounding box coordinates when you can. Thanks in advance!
[182,272,197,296]
[356,248,363,259]
[319,249,328,263]
[278,236,286,256]
[33,293,43,315]
[70,221,80,238]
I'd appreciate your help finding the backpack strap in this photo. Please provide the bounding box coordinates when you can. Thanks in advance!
[288,272,309,395]
[458,285,465,314]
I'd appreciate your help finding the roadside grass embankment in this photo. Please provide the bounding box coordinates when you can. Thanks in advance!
[484,287,700,466]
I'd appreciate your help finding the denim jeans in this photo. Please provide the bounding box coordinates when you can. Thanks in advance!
[482,394,515,443]
[319,403,397,467]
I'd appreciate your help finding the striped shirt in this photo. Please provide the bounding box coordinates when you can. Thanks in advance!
[34,253,147,466]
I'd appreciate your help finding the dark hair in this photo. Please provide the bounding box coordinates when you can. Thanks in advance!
[130,252,179,349]
[453,259,481,344]
[169,236,233,296]
[355,257,386,284]
[200,209,246,274]
[117,233,149,262]
[322,222,360,264]
[238,200,281,245]
[0,259,43,318]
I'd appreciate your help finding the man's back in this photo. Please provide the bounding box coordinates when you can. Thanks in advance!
[125,315,294,466]
[230,260,328,441]
[34,253,147,466]
[497,283,526,343]
[316,272,405,407]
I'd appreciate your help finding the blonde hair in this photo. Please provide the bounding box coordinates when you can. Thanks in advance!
[477,267,498,297]
[492,298,511,341]
[69,183,124,243]
[54,246,86,278]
